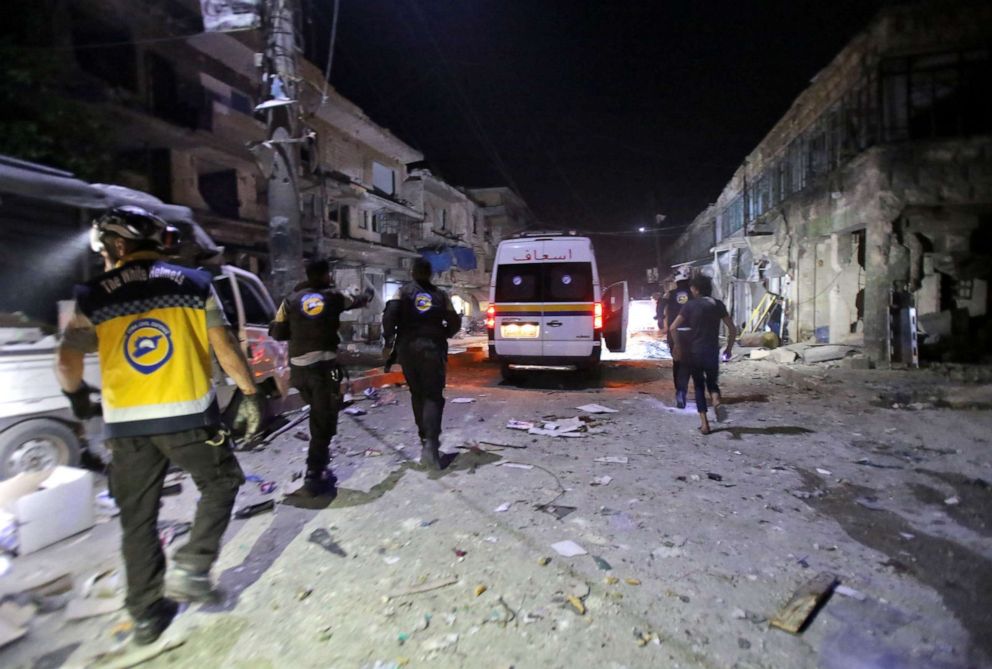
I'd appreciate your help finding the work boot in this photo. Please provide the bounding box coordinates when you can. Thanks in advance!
[165,564,218,603]
[302,468,334,496]
[421,438,441,470]
[133,598,179,646]
[675,390,686,409]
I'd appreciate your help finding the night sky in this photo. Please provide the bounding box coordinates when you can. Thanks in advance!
[306,0,885,286]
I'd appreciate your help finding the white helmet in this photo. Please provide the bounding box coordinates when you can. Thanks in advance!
[674,266,691,282]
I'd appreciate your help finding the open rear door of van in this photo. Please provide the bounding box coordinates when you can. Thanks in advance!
[603,281,629,353]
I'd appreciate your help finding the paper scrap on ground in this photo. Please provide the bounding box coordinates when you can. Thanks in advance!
[591,475,613,486]
[576,404,618,414]
[499,463,534,470]
[551,540,588,557]
[494,502,512,512]
[506,420,535,430]
[595,456,629,464]
[451,397,476,404]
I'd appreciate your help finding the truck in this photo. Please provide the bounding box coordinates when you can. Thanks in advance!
[0,155,291,479]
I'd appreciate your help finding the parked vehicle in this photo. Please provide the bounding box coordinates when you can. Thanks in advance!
[0,156,290,479]
[486,231,628,381]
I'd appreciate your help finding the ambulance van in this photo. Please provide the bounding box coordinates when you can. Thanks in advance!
[486,232,628,381]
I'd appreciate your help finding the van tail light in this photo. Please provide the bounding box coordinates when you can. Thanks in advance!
[485,306,496,329]
[594,302,603,330]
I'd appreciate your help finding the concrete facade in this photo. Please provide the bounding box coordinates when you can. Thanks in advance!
[660,0,992,363]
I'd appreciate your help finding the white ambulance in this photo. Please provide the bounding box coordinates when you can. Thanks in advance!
[486,232,628,381]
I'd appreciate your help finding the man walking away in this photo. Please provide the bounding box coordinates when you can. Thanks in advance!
[669,275,736,435]
[269,259,373,495]
[382,258,461,470]
[56,206,262,645]
[660,268,692,408]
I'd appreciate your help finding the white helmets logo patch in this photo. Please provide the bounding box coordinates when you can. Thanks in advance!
[414,292,433,313]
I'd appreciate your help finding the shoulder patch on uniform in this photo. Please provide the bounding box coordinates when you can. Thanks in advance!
[124,318,174,375]
[677,292,689,304]
[414,291,433,313]
[301,292,325,318]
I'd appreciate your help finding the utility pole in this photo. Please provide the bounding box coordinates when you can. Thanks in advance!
[652,213,664,293]
[261,0,304,301]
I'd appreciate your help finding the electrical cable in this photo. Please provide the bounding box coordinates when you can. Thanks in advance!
[320,0,341,103]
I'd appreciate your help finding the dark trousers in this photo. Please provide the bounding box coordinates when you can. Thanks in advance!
[688,351,721,413]
[292,361,343,472]
[108,428,244,618]
[668,336,690,399]
[398,338,447,441]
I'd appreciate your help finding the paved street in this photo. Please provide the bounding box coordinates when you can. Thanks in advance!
[3,346,992,669]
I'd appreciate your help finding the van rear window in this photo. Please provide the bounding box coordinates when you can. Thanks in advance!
[545,263,593,302]
[495,262,593,302]
[495,264,540,302]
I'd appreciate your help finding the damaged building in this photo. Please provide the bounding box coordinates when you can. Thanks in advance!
[660,0,992,364]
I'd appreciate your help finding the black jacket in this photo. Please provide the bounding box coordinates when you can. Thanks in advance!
[269,282,370,358]
[382,280,460,347]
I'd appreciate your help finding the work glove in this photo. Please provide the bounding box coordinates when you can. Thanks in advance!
[232,392,264,440]
[63,382,102,420]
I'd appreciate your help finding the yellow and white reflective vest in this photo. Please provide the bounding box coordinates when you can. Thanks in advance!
[75,254,219,438]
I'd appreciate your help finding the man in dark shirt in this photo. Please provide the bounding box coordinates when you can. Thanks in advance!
[670,275,737,435]
[659,276,692,407]
[269,259,373,494]
[382,258,461,469]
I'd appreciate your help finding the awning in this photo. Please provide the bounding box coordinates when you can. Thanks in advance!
[419,246,478,273]
[0,156,109,209]
[451,246,477,270]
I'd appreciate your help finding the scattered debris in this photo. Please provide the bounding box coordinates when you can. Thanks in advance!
[364,448,383,457]
[854,496,885,511]
[706,472,723,482]
[634,629,659,646]
[493,502,512,513]
[450,397,476,404]
[308,528,346,556]
[259,481,277,494]
[576,403,618,414]
[592,556,612,571]
[474,584,488,597]
[595,456,628,464]
[158,520,192,548]
[344,407,367,416]
[384,556,400,565]
[499,462,534,470]
[506,420,535,430]
[233,500,275,519]
[815,468,832,476]
[454,549,468,558]
[421,633,459,653]
[566,594,586,615]
[538,504,576,520]
[625,578,641,586]
[944,496,960,506]
[384,577,459,602]
[770,571,838,634]
[297,588,313,601]
[591,475,613,486]
[899,532,916,540]
[551,540,587,557]
[537,557,551,566]
[604,576,620,585]
[835,584,866,601]
[854,458,903,470]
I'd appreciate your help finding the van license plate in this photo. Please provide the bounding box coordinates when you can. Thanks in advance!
[501,322,540,338]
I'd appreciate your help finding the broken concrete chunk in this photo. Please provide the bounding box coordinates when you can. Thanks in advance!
[551,540,588,557]
[770,571,838,634]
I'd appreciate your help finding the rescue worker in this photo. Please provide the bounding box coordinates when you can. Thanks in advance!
[56,206,262,645]
[659,268,692,408]
[382,258,461,470]
[669,275,737,435]
[269,258,374,495]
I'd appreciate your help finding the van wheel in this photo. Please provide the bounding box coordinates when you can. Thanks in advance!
[0,419,80,479]
[500,363,521,384]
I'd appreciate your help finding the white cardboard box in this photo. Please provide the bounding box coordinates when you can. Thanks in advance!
[11,466,95,554]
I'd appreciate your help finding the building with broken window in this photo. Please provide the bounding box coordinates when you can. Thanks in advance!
[660,0,992,364]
